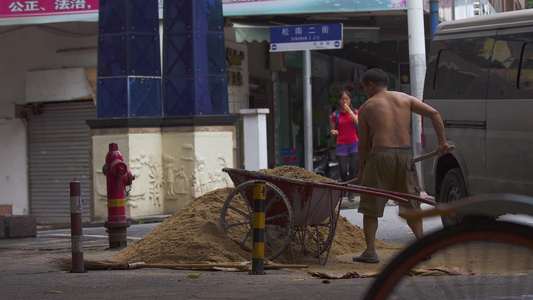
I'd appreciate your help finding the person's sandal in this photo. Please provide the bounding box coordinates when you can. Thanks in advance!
[353,251,380,263]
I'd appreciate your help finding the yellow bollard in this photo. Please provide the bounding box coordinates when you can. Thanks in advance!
[250,181,266,275]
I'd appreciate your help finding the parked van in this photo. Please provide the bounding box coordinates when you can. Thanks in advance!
[421,9,533,226]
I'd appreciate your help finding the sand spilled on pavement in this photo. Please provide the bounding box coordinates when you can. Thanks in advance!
[111,166,390,265]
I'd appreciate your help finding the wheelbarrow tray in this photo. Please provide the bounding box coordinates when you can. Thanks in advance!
[223,167,344,227]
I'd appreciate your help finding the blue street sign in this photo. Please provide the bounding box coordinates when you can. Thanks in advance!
[270,23,343,52]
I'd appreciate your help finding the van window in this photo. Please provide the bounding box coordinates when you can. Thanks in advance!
[432,37,492,99]
[519,43,533,90]
[488,35,533,99]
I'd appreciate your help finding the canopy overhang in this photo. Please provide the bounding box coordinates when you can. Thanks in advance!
[233,23,380,43]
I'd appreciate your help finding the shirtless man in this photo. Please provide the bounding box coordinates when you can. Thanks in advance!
[353,68,450,263]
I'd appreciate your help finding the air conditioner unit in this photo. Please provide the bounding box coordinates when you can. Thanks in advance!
[25,67,96,103]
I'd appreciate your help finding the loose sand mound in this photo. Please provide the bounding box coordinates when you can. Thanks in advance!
[111,166,388,264]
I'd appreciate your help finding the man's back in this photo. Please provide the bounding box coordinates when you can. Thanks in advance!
[360,90,413,148]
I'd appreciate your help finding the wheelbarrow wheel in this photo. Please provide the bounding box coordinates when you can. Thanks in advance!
[294,210,338,263]
[220,180,295,261]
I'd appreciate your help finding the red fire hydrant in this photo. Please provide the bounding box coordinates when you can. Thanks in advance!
[102,142,134,248]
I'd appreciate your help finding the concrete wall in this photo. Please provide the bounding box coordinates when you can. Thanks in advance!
[0,22,97,215]
[0,119,28,215]
[0,23,98,117]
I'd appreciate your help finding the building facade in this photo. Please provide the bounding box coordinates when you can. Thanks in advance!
[1,0,519,224]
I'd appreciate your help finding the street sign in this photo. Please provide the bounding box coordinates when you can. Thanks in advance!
[270,23,343,52]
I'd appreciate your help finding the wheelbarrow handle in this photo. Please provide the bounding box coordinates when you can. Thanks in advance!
[344,145,455,184]
[413,145,455,163]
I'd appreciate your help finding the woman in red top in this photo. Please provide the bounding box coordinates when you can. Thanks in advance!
[330,91,359,201]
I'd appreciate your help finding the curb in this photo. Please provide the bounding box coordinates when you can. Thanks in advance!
[36,215,171,231]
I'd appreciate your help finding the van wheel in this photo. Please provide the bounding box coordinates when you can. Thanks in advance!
[439,168,468,227]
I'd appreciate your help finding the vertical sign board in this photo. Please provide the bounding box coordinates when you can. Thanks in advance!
[270,23,343,52]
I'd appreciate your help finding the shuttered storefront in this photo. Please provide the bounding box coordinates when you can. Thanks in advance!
[28,102,95,224]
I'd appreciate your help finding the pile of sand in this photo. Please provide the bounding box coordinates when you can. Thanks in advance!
[258,165,339,183]
[111,166,387,265]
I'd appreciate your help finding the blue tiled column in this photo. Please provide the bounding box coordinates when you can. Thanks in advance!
[163,0,229,116]
[97,0,162,118]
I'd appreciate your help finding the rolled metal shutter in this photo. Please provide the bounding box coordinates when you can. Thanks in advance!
[28,102,95,224]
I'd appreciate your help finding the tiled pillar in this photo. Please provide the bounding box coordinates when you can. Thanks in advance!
[97,0,162,118]
[162,0,229,116]
[89,0,237,222]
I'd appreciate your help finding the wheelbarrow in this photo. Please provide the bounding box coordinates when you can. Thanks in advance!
[220,167,436,265]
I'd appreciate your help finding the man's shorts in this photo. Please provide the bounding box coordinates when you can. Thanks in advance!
[357,147,421,218]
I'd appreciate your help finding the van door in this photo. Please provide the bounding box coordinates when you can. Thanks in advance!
[423,33,493,196]
[486,29,533,196]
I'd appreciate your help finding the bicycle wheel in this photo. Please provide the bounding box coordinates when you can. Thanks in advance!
[365,221,533,300]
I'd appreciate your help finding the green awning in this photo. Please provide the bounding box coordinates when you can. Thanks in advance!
[234,24,271,43]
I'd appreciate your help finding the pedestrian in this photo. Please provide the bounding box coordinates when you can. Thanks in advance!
[353,68,450,263]
[330,91,359,201]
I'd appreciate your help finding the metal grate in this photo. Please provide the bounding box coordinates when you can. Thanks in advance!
[27,102,95,224]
